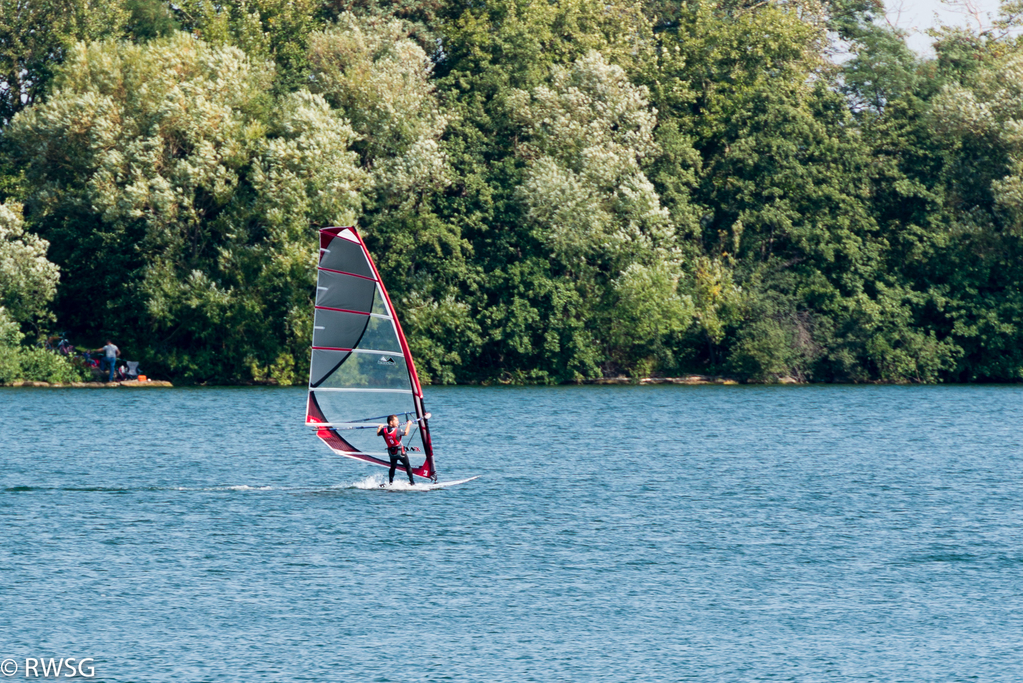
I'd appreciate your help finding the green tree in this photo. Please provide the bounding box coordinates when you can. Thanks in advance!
[10,33,365,383]
[307,13,476,383]
[918,50,1023,380]
[124,0,179,40]
[0,0,128,124]
[0,198,83,383]
[509,51,695,375]
[0,199,59,328]
[173,0,326,92]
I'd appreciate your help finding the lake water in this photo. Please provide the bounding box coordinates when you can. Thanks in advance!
[2,385,1022,681]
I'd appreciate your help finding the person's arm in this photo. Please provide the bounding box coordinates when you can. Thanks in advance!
[376,425,385,436]
[403,420,412,436]
[116,347,121,357]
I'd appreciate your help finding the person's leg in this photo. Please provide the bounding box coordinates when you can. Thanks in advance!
[388,453,398,484]
[400,453,414,485]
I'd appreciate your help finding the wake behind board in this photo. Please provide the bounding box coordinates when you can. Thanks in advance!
[379,476,480,491]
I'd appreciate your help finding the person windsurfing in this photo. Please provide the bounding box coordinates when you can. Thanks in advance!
[377,415,415,486]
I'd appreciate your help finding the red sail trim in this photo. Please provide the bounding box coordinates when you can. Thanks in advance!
[306,391,325,423]
[306,392,333,425]
[311,346,353,351]
[308,393,360,452]
[309,392,396,467]
[319,227,343,253]
[347,226,436,480]
[317,427,360,453]
[320,445,421,476]
[308,393,421,475]
[319,228,337,249]
[356,234,422,395]
[314,306,382,316]
[317,266,378,282]
[350,229,423,396]
[413,392,434,478]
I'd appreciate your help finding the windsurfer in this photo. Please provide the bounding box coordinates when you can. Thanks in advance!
[377,415,415,486]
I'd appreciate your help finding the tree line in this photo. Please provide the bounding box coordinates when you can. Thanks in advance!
[2,0,1023,384]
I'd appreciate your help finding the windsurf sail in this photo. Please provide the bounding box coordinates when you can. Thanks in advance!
[305,226,436,481]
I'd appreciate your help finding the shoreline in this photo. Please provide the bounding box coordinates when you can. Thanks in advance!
[5,376,1020,388]
[584,375,743,386]
[1,380,173,388]
[0,376,743,388]
[0,376,768,388]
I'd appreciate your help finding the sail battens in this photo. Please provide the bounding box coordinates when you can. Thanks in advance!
[307,226,436,481]
[317,266,377,281]
[310,386,411,392]
[311,346,405,355]
[327,450,410,458]
[346,348,405,356]
[305,423,381,429]
[308,416,401,426]
[314,305,391,320]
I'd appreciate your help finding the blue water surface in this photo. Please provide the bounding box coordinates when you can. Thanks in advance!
[2,385,1023,682]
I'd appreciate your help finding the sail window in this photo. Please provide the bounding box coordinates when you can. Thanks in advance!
[316,351,413,391]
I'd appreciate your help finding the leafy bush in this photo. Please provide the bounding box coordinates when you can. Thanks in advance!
[0,308,88,384]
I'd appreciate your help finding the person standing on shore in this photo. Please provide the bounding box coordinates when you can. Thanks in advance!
[97,340,119,382]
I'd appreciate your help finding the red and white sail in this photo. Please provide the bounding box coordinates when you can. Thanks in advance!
[305,226,436,481]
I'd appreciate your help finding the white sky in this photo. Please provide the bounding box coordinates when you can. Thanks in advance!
[889,0,1006,54]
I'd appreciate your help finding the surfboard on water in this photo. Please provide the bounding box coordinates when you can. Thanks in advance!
[304,226,440,482]
[377,476,481,491]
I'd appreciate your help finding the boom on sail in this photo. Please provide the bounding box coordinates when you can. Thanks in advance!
[305,227,436,481]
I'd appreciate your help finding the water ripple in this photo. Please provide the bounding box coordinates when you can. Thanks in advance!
[2,385,1023,681]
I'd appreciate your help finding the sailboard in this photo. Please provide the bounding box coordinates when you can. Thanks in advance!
[305,226,437,482]
[377,476,480,491]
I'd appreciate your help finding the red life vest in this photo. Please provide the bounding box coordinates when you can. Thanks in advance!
[381,426,404,453]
